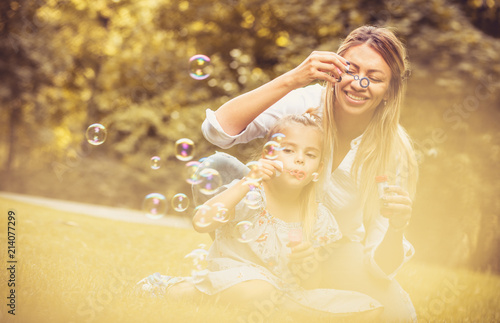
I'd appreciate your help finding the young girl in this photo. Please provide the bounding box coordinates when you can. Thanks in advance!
[138,111,383,318]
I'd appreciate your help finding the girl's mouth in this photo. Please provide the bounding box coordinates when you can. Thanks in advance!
[286,169,306,180]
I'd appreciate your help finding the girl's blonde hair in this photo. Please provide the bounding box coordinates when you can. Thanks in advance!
[323,26,418,225]
[263,108,323,240]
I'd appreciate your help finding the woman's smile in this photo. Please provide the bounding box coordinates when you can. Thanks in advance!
[344,91,368,104]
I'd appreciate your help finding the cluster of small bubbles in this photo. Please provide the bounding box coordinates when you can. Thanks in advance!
[194,205,212,227]
[142,193,167,219]
[243,190,261,210]
[150,156,161,170]
[197,168,222,195]
[243,161,262,186]
[185,161,202,185]
[263,141,280,160]
[236,221,256,243]
[175,138,195,161]
[86,123,107,145]
[189,54,212,80]
[171,193,189,212]
[212,202,229,223]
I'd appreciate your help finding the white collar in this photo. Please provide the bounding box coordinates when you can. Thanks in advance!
[350,133,363,149]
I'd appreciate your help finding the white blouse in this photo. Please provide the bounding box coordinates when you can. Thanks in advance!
[201,84,414,280]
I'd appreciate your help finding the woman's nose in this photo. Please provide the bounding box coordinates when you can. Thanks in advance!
[350,77,367,90]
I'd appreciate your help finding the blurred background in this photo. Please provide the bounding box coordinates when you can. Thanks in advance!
[1,0,499,273]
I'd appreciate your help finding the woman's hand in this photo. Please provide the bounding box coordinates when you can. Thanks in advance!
[285,51,350,89]
[380,186,413,231]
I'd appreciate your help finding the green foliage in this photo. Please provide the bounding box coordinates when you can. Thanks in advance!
[1,0,499,271]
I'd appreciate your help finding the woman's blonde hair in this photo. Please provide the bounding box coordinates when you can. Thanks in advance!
[323,26,418,224]
[263,108,324,239]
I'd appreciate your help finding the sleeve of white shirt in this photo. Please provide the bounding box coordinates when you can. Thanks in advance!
[201,84,325,149]
[364,211,415,281]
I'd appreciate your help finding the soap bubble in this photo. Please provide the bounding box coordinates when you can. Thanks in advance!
[212,202,229,223]
[243,161,262,186]
[86,123,107,145]
[184,246,209,277]
[142,193,167,219]
[197,156,215,169]
[197,168,222,195]
[346,71,370,89]
[271,133,286,147]
[189,54,212,80]
[194,205,212,227]
[236,221,256,243]
[263,141,280,160]
[175,138,195,161]
[243,190,261,210]
[171,193,189,212]
[184,248,208,263]
[150,156,161,170]
[185,161,202,185]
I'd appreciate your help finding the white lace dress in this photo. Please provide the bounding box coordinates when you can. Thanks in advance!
[192,183,382,315]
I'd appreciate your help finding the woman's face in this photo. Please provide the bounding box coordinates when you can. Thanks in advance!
[334,44,392,120]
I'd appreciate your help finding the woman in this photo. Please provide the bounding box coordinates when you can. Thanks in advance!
[200,26,418,321]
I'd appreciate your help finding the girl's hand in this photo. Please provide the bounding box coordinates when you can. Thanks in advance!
[247,159,283,183]
[380,186,413,230]
[287,241,315,265]
[286,51,349,89]
[288,241,324,288]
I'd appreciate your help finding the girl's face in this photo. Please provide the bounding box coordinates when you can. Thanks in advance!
[274,124,323,187]
[334,44,392,119]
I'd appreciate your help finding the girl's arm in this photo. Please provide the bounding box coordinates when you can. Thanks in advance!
[193,159,282,233]
[214,51,348,136]
[192,178,250,233]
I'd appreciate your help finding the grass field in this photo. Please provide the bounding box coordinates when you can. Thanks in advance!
[0,197,499,323]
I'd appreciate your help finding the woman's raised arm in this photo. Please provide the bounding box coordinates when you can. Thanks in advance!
[213,51,348,136]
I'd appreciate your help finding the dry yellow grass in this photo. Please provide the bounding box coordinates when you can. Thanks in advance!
[0,197,499,323]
